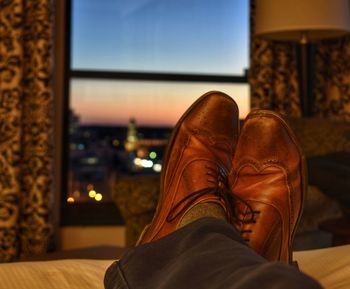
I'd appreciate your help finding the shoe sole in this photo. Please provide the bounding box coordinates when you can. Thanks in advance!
[245,109,306,264]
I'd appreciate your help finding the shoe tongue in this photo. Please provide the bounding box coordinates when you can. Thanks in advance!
[177,159,219,195]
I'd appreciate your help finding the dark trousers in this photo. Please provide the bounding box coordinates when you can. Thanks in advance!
[104,218,322,289]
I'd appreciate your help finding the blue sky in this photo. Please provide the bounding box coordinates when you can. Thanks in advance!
[70,0,250,125]
[72,0,248,75]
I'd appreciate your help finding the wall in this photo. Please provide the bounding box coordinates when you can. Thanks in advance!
[53,0,66,249]
[60,226,126,250]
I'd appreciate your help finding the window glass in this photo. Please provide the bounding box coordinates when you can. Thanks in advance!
[70,79,250,126]
[71,0,249,75]
[67,0,249,206]
[68,79,249,203]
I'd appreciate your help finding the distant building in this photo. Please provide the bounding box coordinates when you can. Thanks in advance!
[124,118,138,152]
[69,109,80,135]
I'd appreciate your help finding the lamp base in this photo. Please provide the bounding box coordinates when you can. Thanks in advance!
[296,42,315,117]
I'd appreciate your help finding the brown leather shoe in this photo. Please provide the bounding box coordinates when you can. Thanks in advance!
[229,110,306,263]
[138,91,239,245]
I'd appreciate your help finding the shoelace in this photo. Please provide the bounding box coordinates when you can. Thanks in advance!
[166,165,255,225]
[239,210,261,242]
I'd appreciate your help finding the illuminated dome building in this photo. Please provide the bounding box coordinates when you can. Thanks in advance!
[124,118,138,152]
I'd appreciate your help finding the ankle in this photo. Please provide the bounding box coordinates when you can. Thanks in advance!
[178,202,227,228]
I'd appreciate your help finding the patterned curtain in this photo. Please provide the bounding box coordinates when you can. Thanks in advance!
[0,0,54,262]
[314,37,350,119]
[249,0,301,116]
[250,0,350,119]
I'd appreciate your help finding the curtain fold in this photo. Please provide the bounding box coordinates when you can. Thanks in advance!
[0,0,54,262]
[314,38,350,119]
[249,0,301,116]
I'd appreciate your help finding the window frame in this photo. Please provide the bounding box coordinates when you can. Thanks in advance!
[61,0,249,226]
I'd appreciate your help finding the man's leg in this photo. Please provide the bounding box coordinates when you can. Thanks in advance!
[105,93,322,289]
[136,91,240,245]
[105,218,321,289]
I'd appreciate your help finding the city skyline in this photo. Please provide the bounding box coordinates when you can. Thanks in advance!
[70,79,250,126]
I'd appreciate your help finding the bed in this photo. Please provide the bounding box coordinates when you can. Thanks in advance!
[0,245,349,289]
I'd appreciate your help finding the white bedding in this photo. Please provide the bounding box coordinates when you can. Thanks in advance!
[0,259,111,289]
[0,245,349,289]
[294,245,350,289]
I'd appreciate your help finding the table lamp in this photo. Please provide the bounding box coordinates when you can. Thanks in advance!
[254,0,350,116]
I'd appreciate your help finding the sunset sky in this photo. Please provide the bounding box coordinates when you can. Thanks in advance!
[70,0,249,126]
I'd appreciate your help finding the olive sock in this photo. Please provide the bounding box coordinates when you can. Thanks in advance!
[178,202,227,228]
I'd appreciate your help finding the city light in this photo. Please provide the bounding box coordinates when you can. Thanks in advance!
[153,163,162,172]
[73,190,80,198]
[136,149,147,158]
[141,159,153,168]
[69,114,172,202]
[134,157,142,166]
[149,151,157,159]
[78,144,85,150]
[67,197,75,203]
[89,190,97,198]
[134,157,153,168]
[86,157,98,164]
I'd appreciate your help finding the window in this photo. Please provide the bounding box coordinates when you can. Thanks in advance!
[62,0,249,225]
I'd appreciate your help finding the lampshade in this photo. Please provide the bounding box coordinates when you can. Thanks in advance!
[255,0,350,41]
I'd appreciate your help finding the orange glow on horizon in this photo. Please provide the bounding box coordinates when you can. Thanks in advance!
[71,79,250,126]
